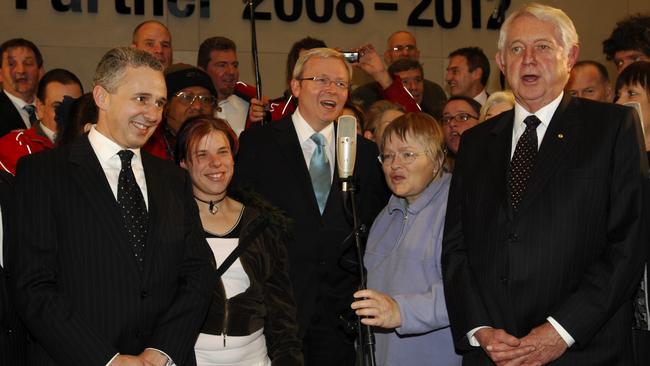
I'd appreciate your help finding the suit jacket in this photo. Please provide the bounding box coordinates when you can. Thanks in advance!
[0,91,29,138]
[0,170,27,365]
[442,95,648,365]
[233,115,389,336]
[9,135,216,366]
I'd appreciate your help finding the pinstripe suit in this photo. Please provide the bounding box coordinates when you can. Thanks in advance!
[442,95,648,365]
[0,170,27,365]
[9,135,216,366]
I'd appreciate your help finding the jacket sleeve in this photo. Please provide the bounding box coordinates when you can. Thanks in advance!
[262,228,304,366]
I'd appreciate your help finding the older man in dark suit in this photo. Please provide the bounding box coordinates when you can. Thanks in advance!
[234,48,388,365]
[443,3,648,366]
[10,47,215,366]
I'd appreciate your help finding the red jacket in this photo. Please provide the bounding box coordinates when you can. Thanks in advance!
[0,124,55,175]
[142,122,176,162]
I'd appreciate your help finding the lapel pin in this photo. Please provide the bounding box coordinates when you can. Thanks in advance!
[558,133,564,139]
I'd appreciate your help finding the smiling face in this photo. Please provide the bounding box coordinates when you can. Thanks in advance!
[291,56,349,131]
[382,132,437,204]
[181,130,233,201]
[442,99,479,154]
[497,14,578,113]
[445,55,482,97]
[165,85,214,133]
[94,66,166,149]
[132,22,172,69]
[1,46,43,102]
[205,50,239,100]
[566,64,612,102]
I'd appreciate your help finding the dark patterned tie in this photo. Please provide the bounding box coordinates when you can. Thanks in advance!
[117,150,148,271]
[23,104,38,125]
[508,115,541,210]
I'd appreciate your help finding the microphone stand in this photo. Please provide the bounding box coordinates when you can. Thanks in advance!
[342,178,377,366]
[245,0,269,125]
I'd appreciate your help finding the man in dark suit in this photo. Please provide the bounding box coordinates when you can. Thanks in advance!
[234,48,388,365]
[0,170,26,365]
[442,4,648,366]
[10,47,215,366]
[0,38,44,137]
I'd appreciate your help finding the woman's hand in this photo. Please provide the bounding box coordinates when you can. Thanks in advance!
[351,288,401,329]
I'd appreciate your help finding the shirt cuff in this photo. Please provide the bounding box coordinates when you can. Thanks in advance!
[145,348,174,366]
[467,326,491,346]
[106,353,119,366]
[546,316,575,347]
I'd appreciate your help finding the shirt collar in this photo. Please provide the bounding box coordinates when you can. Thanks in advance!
[88,125,142,164]
[292,108,334,146]
[4,89,32,109]
[474,89,488,106]
[514,92,564,130]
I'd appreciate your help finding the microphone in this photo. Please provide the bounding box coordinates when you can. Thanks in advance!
[337,115,357,192]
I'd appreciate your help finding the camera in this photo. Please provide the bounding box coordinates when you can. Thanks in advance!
[342,51,359,63]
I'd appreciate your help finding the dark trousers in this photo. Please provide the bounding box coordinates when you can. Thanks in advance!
[302,313,355,366]
[633,329,650,366]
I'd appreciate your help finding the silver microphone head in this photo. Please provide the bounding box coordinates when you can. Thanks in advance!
[337,115,358,180]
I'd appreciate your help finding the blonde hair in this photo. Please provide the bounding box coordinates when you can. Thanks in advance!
[479,91,515,122]
[292,47,353,81]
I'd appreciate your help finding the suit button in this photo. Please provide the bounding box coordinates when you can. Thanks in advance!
[500,276,509,285]
[141,290,148,298]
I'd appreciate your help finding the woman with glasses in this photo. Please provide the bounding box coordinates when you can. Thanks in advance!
[176,116,303,366]
[441,96,482,172]
[351,112,461,365]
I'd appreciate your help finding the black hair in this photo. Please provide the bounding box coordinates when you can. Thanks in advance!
[448,47,491,86]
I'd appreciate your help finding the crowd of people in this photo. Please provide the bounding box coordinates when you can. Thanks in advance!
[0,2,650,366]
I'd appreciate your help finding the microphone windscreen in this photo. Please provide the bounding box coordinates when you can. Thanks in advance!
[337,115,357,179]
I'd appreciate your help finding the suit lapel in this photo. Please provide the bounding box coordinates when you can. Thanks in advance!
[68,135,141,277]
[516,95,581,214]
[141,152,164,281]
[487,111,515,220]
[272,118,323,215]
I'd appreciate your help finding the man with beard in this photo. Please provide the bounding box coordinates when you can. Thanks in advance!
[144,64,217,161]
[0,38,44,137]
[197,37,249,136]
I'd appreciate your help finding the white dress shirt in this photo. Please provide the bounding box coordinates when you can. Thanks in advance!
[473,89,489,106]
[4,89,33,128]
[216,94,250,137]
[291,108,335,183]
[467,92,575,348]
[87,126,149,209]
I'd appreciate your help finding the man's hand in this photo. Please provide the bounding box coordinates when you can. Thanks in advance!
[355,44,393,89]
[248,97,268,123]
[351,289,401,329]
[516,322,568,366]
[139,349,169,366]
[475,328,535,366]
[109,354,154,366]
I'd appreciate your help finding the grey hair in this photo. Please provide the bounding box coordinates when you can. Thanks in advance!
[292,47,353,81]
[93,47,163,92]
[497,3,579,54]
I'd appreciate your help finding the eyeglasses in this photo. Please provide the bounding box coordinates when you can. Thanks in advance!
[390,45,417,52]
[378,151,424,165]
[297,76,350,90]
[174,91,216,106]
[441,113,478,125]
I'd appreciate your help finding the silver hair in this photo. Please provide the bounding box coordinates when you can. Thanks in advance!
[292,47,353,81]
[497,3,579,54]
[93,47,163,93]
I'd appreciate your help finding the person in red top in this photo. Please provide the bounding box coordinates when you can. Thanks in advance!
[0,68,83,174]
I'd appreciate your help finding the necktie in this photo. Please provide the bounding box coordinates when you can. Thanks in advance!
[117,150,148,271]
[508,115,541,210]
[309,133,331,214]
[23,104,38,125]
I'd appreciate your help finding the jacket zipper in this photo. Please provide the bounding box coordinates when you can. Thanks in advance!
[220,280,229,347]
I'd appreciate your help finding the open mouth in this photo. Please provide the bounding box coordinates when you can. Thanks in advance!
[320,100,337,109]
[204,172,226,181]
[130,120,154,132]
[522,74,539,83]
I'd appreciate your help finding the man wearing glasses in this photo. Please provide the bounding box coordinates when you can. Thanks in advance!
[353,31,446,119]
[144,64,217,161]
[441,96,482,155]
[234,48,389,366]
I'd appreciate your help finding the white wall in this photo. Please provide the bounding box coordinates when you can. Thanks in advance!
[1,0,649,97]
